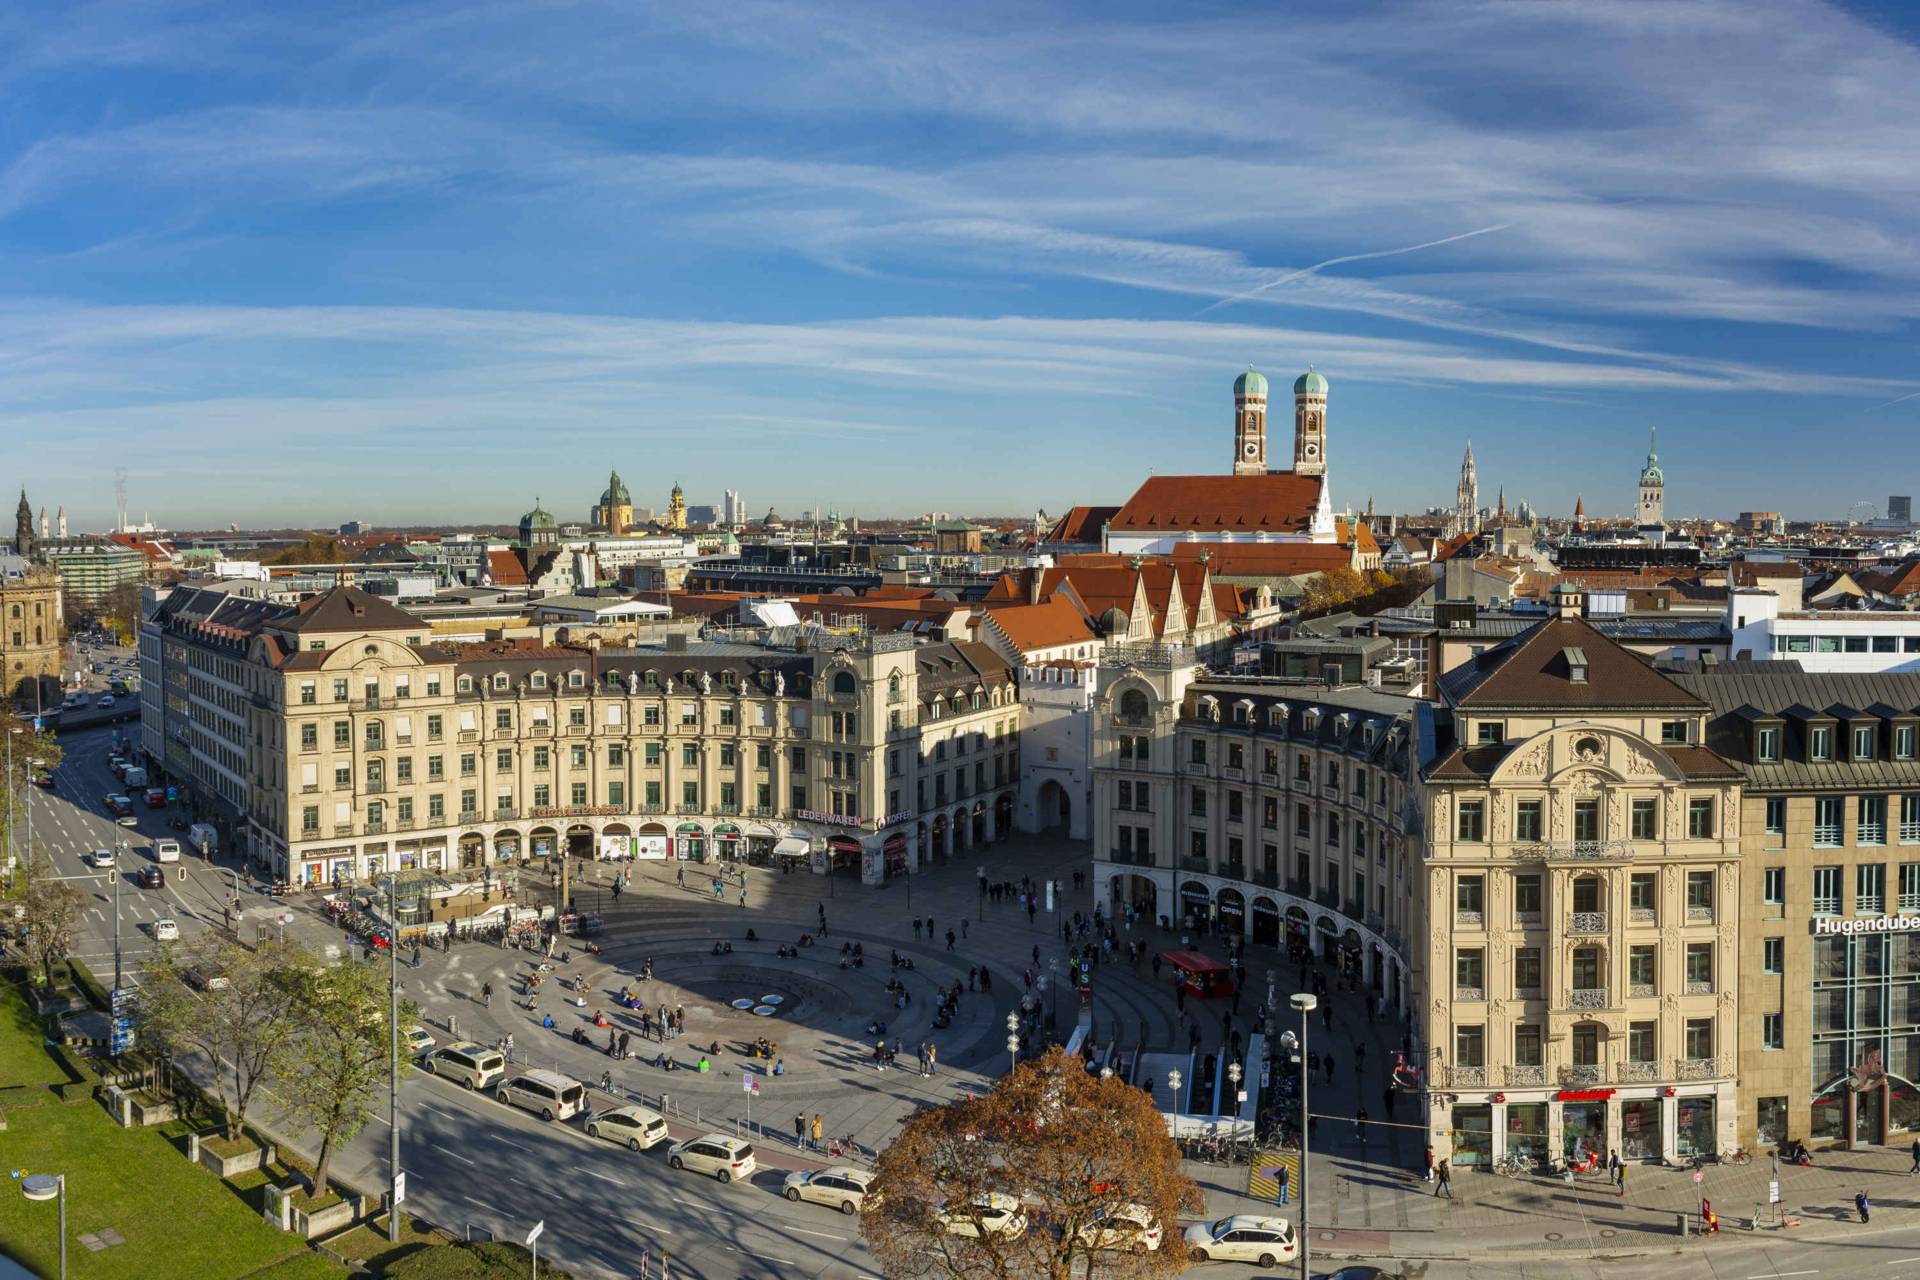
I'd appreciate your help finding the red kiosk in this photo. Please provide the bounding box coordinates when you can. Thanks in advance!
[1161,951,1234,999]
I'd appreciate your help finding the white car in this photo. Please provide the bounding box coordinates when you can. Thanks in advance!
[87,848,115,868]
[404,1026,436,1057]
[585,1105,671,1152]
[1074,1204,1163,1253]
[97,695,115,708]
[782,1167,873,1215]
[666,1134,756,1183]
[151,917,179,942]
[938,1192,1028,1239]
[1182,1215,1296,1267]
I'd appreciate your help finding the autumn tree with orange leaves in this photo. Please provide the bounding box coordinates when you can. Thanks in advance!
[862,1046,1202,1279]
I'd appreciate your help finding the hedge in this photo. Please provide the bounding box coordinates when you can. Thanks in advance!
[67,957,111,1010]
[384,1241,574,1280]
[46,1040,101,1087]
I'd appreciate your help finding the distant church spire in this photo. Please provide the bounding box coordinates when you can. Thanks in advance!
[14,488,32,557]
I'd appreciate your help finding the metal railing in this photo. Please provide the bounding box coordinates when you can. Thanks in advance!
[1570,987,1608,1009]
[1511,839,1636,861]
[1505,1064,1545,1086]
[1569,911,1608,934]
[1676,1056,1721,1080]
[1559,1064,1604,1085]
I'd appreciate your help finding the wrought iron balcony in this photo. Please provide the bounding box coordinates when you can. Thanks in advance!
[1686,906,1714,923]
[1512,839,1636,861]
[1446,1064,1487,1087]
[1617,1061,1660,1082]
[1685,979,1713,995]
[1455,986,1485,1003]
[1629,906,1656,924]
[1455,910,1484,928]
[1505,1064,1545,1086]
[1570,987,1609,1009]
[1569,911,1608,934]
[1629,982,1656,999]
[1559,1064,1604,1086]
[1676,1056,1721,1080]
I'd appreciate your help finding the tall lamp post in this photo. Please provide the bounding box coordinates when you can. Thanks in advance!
[1006,1011,1020,1075]
[5,726,19,891]
[1290,992,1318,1280]
[385,876,402,1243]
[112,837,127,990]
[16,1171,66,1279]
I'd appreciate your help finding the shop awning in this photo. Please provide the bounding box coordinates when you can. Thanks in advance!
[773,836,811,859]
[828,836,862,854]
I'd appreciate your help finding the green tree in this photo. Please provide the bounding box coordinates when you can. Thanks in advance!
[138,934,305,1142]
[0,708,63,853]
[275,958,414,1200]
[265,536,351,566]
[18,851,84,990]
[863,1045,1202,1279]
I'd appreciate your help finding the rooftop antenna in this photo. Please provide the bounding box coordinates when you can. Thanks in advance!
[113,467,128,533]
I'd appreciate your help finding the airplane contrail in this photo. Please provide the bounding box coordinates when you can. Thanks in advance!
[1875,390,1920,409]
[1200,222,1515,314]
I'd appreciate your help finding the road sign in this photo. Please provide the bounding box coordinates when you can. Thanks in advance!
[741,1073,755,1094]
[525,1220,544,1246]
[1768,1180,1781,1204]
[393,1171,407,1205]
[1692,1169,1704,1184]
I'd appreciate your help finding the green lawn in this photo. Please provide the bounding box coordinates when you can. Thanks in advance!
[0,981,69,1088]
[0,1099,349,1280]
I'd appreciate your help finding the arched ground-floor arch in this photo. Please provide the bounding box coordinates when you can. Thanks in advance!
[1251,896,1280,947]
[995,792,1015,839]
[565,823,595,857]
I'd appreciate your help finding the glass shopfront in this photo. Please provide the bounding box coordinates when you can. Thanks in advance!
[1451,1104,1492,1167]
[1756,1096,1789,1149]
[1620,1099,1662,1160]
[1812,930,1920,1142]
[1505,1103,1548,1163]
[1676,1096,1715,1158]
[1560,1102,1606,1163]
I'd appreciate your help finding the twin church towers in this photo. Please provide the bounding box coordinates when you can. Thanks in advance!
[1230,366,1328,479]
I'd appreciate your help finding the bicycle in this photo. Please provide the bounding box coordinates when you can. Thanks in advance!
[1721,1145,1752,1166]
[1496,1151,1533,1179]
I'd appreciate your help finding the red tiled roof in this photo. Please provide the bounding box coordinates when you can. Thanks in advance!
[1166,542,1351,577]
[486,550,528,586]
[978,596,1098,654]
[1334,520,1380,556]
[1043,505,1121,545]
[1109,474,1323,534]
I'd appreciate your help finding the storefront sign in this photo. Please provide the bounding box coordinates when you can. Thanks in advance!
[529,805,623,819]
[1814,915,1920,936]
[795,810,865,828]
[1552,1089,1616,1102]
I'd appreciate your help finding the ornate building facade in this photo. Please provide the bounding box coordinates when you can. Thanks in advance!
[1637,426,1666,530]
[593,468,634,535]
[1420,600,1740,1168]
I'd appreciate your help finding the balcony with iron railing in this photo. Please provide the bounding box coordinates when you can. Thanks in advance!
[1444,1064,1488,1087]
[1686,905,1714,923]
[1618,1061,1660,1083]
[1511,839,1636,862]
[1558,1064,1604,1086]
[1685,979,1713,995]
[1455,986,1485,1003]
[1629,982,1656,999]
[1569,911,1608,934]
[1569,987,1609,1009]
[1676,1056,1722,1080]
[1505,1064,1545,1086]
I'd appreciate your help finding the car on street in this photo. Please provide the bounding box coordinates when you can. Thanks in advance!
[137,865,165,889]
[496,1069,587,1122]
[152,918,179,942]
[152,838,180,863]
[782,1167,874,1215]
[184,962,231,991]
[666,1134,756,1183]
[145,788,167,808]
[421,1042,505,1091]
[403,1026,436,1057]
[1073,1204,1164,1252]
[103,793,132,817]
[1324,1269,1394,1280]
[1181,1216,1296,1267]
[937,1193,1029,1239]
[585,1105,671,1152]
[96,695,115,708]
[87,848,115,868]
[31,772,55,789]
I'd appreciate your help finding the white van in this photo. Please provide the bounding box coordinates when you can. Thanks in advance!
[421,1042,506,1091]
[496,1069,586,1122]
[152,838,181,864]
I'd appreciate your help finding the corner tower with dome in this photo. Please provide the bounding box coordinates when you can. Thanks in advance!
[1637,426,1665,531]
[1103,365,1338,555]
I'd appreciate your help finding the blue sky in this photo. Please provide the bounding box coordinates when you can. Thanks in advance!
[3,1,1918,530]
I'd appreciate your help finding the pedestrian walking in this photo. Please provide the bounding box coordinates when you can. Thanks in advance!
[1857,1190,1871,1223]
[412,944,422,969]
[1324,1053,1336,1084]
[945,929,956,952]
[811,1112,823,1151]
[1423,1144,1434,1184]
[1275,1162,1290,1205]
[795,1113,807,1147]
[926,1041,937,1076]
[1908,1137,1920,1175]
[914,919,923,939]
[738,888,746,908]
[961,920,968,940]
[677,867,685,889]
[1355,1105,1368,1142]
[482,981,493,1009]
[1435,1162,1453,1199]
[1617,1163,1626,1199]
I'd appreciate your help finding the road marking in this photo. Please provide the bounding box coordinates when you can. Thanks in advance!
[582,1169,624,1186]
[784,1226,849,1241]
[1752,1273,1819,1278]
[433,1145,475,1165]
[495,1136,533,1153]
[461,1194,501,1213]
[421,1104,462,1122]
[1889,1260,1920,1266]
[727,1249,798,1265]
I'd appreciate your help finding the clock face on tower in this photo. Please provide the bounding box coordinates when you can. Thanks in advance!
[1304,443,1320,459]
[1244,442,1258,457]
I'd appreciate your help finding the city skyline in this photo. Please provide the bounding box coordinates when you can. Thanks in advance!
[4,1,1920,525]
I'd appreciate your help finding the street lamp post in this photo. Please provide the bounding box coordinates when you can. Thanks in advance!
[1290,992,1318,1280]
[1168,1068,1183,1116]
[1006,1011,1020,1075]
[385,876,402,1243]
[1047,958,1058,1028]
[112,837,126,991]
[5,727,19,892]
[1227,1061,1243,1121]
[17,1171,66,1280]
[978,867,986,922]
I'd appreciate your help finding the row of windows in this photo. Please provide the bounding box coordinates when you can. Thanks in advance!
[1772,634,1920,655]
[1454,1018,1715,1068]
[1760,861,1920,915]
[1754,721,1919,763]
[1454,869,1718,918]
[1455,939,1717,996]
[1762,795,1920,846]
[1454,795,1717,842]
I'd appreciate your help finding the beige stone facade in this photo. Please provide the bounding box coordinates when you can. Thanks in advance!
[0,567,62,704]
[141,586,1019,886]
[1421,613,1742,1168]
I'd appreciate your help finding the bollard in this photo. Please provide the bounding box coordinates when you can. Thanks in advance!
[1677,1211,1690,1237]
[447,1013,458,1039]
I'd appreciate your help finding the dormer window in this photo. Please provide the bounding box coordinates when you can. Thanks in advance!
[1233,699,1254,725]
[1475,721,1505,746]
[1660,720,1688,744]
[1755,725,1782,763]
[568,670,585,688]
[1853,723,1877,762]
[1810,724,1833,761]
[1896,722,1917,761]
[492,673,509,692]
[1564,646,1588,684]
[530,672,547,689]
[456,675,473,693]
[1270,702,1289,732]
